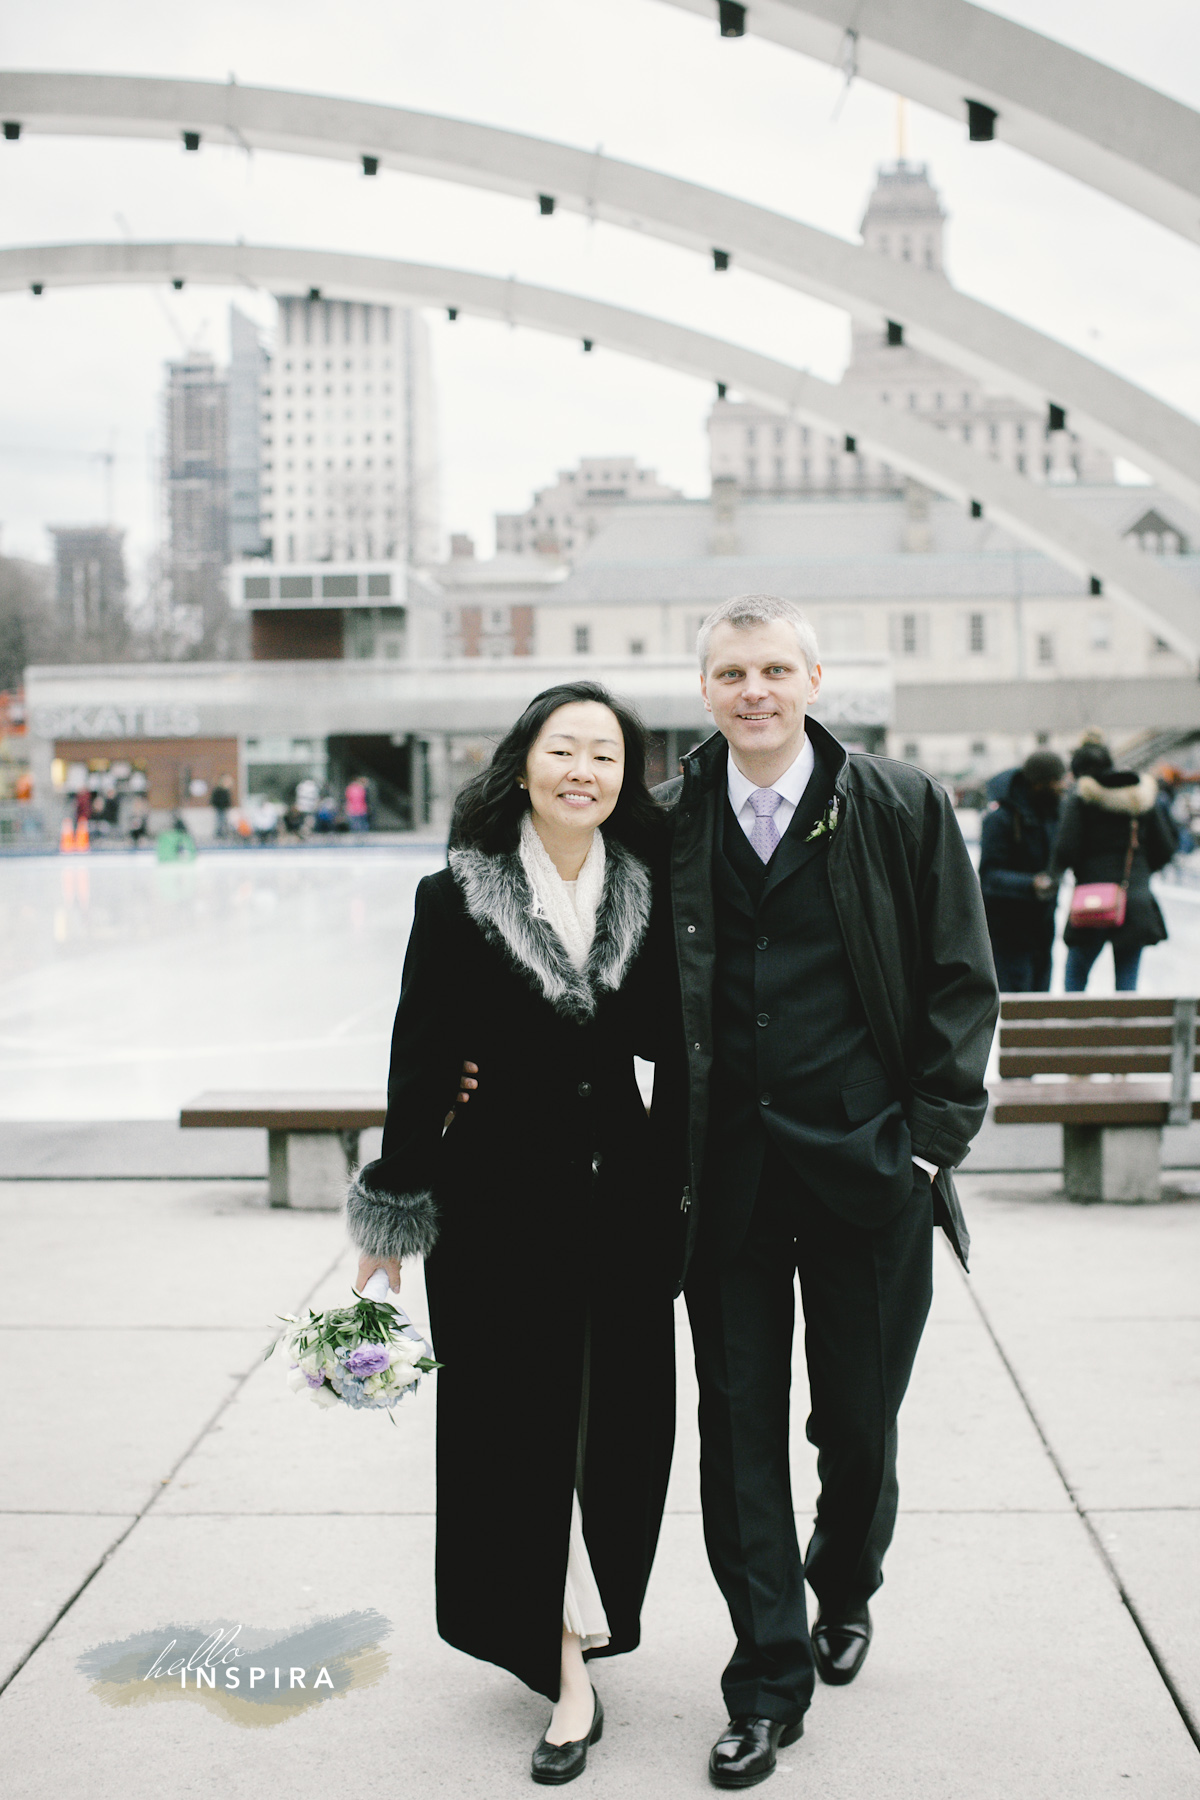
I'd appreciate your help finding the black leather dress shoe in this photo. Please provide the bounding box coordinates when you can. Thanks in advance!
[531,1688,603,1785]
[708,1715,804,1789]
[812,1604,872,1686]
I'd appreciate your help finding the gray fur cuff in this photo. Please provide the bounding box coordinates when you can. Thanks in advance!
[345,1169,439,1262]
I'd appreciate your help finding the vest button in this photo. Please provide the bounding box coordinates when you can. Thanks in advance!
[756,936,769,951]
[760,1092,771,1107]
[756,1013,769,1027]
[578,1081,592,1098]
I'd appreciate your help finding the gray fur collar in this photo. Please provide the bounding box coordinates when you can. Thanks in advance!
[448,833,651,1020]
[1076,772,1159,815]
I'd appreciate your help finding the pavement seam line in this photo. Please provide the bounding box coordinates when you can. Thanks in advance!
[956,1256,1200,1756]
[0,1242,349,1703]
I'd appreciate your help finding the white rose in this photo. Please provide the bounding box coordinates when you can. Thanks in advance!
[286,1366,310,1393]
[310,1383,341,1409]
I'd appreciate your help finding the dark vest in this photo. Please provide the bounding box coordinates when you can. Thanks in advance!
[704,742,915,1254]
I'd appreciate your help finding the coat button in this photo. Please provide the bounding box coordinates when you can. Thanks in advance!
[686,925,697,934]
[760,1092,771,1107]
[757,936,769,951]
[578,1081,592,1098]
[756,1013,769,1027]
[694,1042,701,1052]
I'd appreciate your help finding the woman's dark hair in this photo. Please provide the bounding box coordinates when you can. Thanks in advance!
[449,681,664,857]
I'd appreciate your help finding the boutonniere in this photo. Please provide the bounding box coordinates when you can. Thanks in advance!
[803,794,840,844]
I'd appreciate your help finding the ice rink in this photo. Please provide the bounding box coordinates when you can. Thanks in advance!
[1,843,1198,1122]
[0,847,444,1121]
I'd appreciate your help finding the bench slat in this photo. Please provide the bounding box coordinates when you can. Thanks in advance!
[999,996,1179,1018]
[181,1090,387,1131]
[1000,1023,1173,1048]
[992,1077,1200,1125]
[997,1050,1185,1076]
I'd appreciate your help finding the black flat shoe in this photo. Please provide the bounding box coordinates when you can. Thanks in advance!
[708,1714,804,1789]
[812,1604,872,1686]
[531,1687,603,1785]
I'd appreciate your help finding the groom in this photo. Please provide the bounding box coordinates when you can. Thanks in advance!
[657,594,997,1788]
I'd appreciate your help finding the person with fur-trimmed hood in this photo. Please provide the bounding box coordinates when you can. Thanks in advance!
[1041,740,1178,991]
[343,682,679,1786]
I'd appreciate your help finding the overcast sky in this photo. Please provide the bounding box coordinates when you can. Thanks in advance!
[1,0,1198,583]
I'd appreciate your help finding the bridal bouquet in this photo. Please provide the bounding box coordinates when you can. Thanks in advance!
[268,1270,440,1420]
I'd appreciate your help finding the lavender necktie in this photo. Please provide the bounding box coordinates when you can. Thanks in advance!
[748,786,784,863]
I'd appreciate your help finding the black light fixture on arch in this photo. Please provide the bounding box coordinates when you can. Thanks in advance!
[182,130,201,152]
[538,194,556,216]
[362,155,379,177]
[965,100,997,142]
[3,122,19,141]
[718,2,746,37]
[172,279,185,291]
[712,248,730,272]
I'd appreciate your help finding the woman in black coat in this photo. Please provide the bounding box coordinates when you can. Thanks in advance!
[345,682,679,1785]
[1044,744,1177,991]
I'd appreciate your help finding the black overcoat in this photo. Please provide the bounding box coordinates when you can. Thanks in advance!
[654,719,999,1276]
[345,834,678,1701]
[1049,771,1177,950]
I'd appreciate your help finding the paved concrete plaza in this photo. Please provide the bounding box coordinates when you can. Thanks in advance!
[1,848,1199,1796]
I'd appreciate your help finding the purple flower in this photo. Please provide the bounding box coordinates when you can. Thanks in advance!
[343,1344,391,1377]
[304,1371,326,1388]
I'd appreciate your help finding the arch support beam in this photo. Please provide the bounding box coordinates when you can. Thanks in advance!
[5,237,1197,664]
[658,0,1200,246]
[2,71,1200,512]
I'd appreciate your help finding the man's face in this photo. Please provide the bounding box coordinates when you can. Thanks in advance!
[700,620,821,762]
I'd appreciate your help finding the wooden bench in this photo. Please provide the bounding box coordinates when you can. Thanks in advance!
[992,997,1198,1201]
[180,1091,386,1209]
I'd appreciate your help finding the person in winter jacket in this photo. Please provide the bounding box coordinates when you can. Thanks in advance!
[1043,742,1178,991]
[978,751,1066,991]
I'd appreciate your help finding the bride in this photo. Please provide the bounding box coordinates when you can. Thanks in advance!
[347,681,680,1785]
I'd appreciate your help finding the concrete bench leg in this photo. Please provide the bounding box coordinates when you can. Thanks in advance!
[268,1130,360,1209]
[1063,1124,1162,1203]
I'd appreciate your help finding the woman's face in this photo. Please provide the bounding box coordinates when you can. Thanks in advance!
[523,701,626,836]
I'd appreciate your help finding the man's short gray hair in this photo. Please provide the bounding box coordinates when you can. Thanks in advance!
[697,594,820,673]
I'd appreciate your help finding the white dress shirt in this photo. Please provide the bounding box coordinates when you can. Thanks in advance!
[725,736,938,1182]
[726,736,815,844]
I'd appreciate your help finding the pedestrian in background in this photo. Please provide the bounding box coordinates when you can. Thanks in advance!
[978,750,1066,991]
[249,796,279,847]
[1040,742,1177,992]
[345,776,371,833]
[211,776,233,840]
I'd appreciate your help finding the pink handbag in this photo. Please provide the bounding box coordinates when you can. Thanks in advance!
[1068,820,1137,930]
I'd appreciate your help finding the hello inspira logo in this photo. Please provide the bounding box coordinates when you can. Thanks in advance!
[77,1611,390,1728]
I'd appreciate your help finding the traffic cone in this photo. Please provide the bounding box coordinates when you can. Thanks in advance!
[59,817,75,853]
[74,817,90,852]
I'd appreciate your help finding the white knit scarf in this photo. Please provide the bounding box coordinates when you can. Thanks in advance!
[518,810,605,972]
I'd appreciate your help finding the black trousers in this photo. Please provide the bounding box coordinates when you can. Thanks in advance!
[685,1142,934,1721]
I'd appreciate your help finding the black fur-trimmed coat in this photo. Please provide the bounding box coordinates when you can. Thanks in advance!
[345,835,679,1701]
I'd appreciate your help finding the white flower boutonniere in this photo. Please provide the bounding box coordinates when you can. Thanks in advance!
[803,794,840,844]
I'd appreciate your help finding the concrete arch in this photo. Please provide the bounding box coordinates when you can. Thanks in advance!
[3,71,1200,514]
[5,237,1197,663]
[659,0,1200,247]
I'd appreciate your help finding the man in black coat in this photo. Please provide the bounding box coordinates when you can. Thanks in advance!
[655,595,997,1789]
[978,750,1066,992]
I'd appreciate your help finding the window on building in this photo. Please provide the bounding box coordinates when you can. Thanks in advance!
[934,393,944,410]
[968,613,986,655]
[774,426,786,446]
[745,428,757,447]
[629,639,645,655]
[1036,633,1055,665]
[891,613,929,657]
[774,458,786,483]
[1016,424,1026,443]
[970,740,987,757]
[962,425,972,444]
[1016,454,1026,475]
[574,625,591,654]
[746,458,757,479]
[908,393,918,409]
[903,741,920,762]
[1089,611,1111,650]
